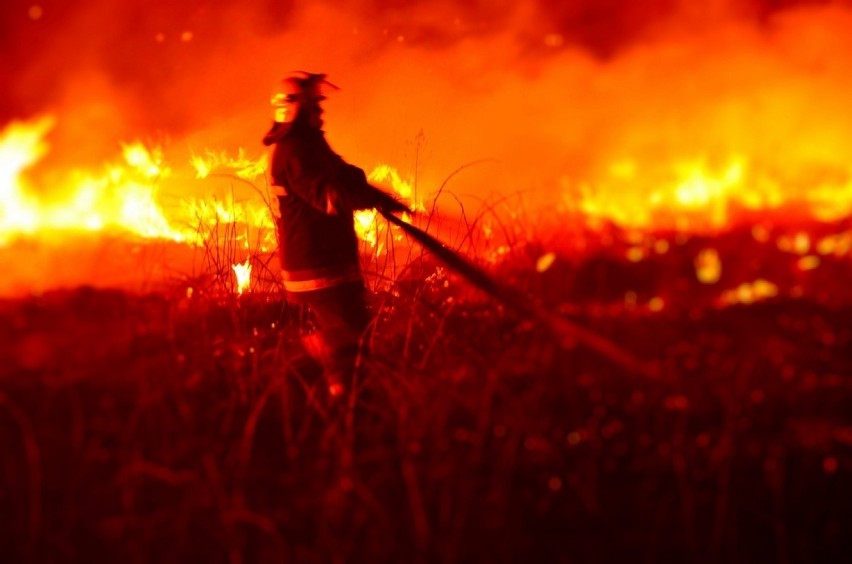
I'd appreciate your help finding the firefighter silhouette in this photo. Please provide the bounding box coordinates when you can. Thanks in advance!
[263,72,409,399]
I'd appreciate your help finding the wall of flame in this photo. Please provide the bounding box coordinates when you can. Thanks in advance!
[3,0,852,293]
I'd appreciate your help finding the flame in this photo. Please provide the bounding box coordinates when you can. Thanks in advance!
[575,154,852,232]
[191,149,268,181]
[0,117,276,252]
[6,16,852,299]
[0,116,408,274]
[350,165,421,252]
[232,258,252,295]
[1,117,185,243]
[354,208,379,249]
[368,164,421,210]
[5,114,850,253]
[1,116,54,243]
[6,2,852,272]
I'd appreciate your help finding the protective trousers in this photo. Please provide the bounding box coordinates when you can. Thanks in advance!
[294,282,370,394]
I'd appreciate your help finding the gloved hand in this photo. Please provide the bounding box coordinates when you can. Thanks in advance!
[377,195,412,215]
[368,185,413,215]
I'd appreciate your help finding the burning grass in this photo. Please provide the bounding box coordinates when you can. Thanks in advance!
[2,220,851,563]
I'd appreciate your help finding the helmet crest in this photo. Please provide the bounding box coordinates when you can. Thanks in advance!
[284,71,340,103]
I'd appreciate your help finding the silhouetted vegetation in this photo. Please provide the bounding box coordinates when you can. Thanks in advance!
[2,220,851,563]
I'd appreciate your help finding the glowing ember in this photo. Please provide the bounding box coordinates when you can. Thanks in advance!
[797,255,820,272]
[719,279,779,306]
[536,252,556,273]
[695,248,721,284]
[816,231,852,256]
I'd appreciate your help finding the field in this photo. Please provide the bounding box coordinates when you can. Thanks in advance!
[1,219,851,563]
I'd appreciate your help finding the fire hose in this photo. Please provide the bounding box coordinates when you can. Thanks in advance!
[379,208,658,377]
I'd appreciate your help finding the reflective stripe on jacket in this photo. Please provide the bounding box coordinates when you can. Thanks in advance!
[282,263,362,293]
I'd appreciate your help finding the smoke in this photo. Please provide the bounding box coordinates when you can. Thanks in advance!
[5,0,852,216]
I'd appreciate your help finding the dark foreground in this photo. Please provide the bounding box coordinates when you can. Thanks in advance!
[1,235,851,563]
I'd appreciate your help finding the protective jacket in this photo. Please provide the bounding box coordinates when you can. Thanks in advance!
[263,120,386,295]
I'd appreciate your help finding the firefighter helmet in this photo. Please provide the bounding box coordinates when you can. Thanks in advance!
[270,72,339,123]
